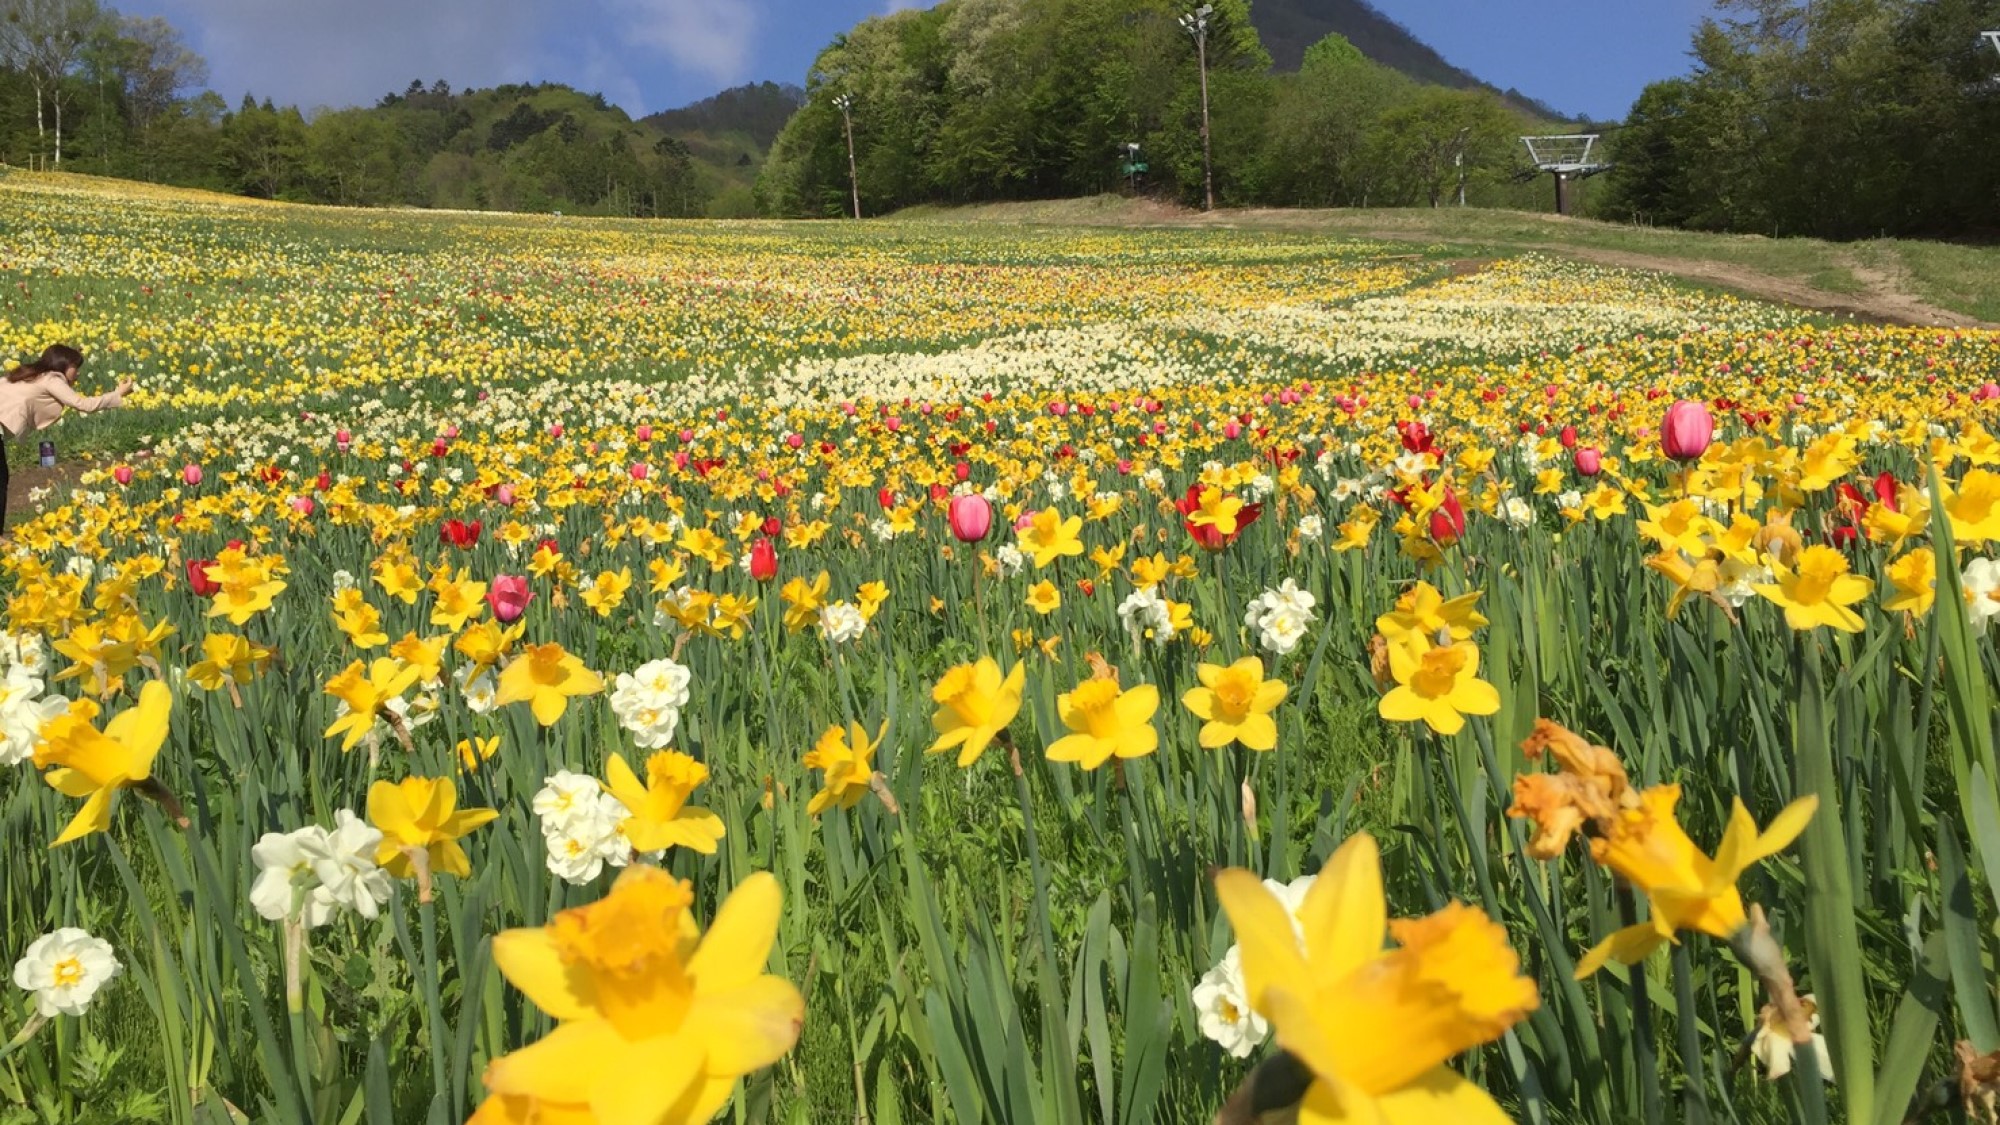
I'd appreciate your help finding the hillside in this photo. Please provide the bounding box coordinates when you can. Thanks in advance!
[1253,0,1566,118]
[642,82,806,216]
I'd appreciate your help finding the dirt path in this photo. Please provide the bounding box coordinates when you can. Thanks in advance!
[1537,244,1991,330]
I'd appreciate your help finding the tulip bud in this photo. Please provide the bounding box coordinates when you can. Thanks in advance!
[181,464,203,487]
[748,537,779,582]
[1659,400,1715,462]
[949,494,993,543]
[486,575,533,623]
[1574,447,1602,477]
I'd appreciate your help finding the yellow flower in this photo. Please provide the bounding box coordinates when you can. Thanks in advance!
[1025,580,1062,615]
[802,721,883,815]
[856,581,889,621]
[1753,545,1873,632]
[1129,552,1170,589]
[926,657,1025,767]
[647,556,686,593]
[1184,487,1248,537]
[1182,656,1288,751]
[367,775,498,879]
[1374,582,1487,645]
[580,569,633,617]
[186,632,272,691]
[1944,469,2000,544]
[429,570,489,630]
[205,550,287,625]
[1583,484,1627,521]
[1046,675,1159,770]
[456,736,501,771]
[779,571,829,633]
[468,868,802,1125]
[1017,508,1084,569]
[374,557,423,604]
[34,682,173,846]
[53,621,139,696]
[1882,547,1936,616]
[332,588,388,648]
[1214,833,1537,1124]
[323,658,422,752]
[390,632,448,685]
[1089,543,1126,578]
[1645,550,1721,619]
[494,643,605,725]
[1576,786,1817,977]
[1377,637,1500,736]
[1332,512,1377,553]
[604,751,726,854]
[1636,499,1719,557]
[454,620,524,670]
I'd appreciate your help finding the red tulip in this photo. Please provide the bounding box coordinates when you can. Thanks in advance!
[948,494,993,543]
[1574,447,1601,477]
[186,558,220,597]
[1559,425,1578,450]
[112,465,133,486]
[1427,489,1467,546]
[1660,400,1715,462]
[440,519,482,549]
[487,575,533,623]
[748,537,779,582]
[1175,485,1262,551]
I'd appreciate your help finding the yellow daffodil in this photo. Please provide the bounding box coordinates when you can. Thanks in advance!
[1025,580,1061,615]
[1377,637,1500,736]
[1182,656,1288,751]
[1753,545,1872,632]
[1017,508,1084,568]
[1374,582,1487,644]
[186,632,272,691]
[34,681,174,846]
[1214,833,1538,1124]
[926,657,1025,767]
[494,642,605,725]
[802,721,884,815]
[604,750,726,854]
[367,775,498,879]
[468,868,802,1125]
[323,657,422,752]
[1882,547,1936,616]
[1046,673,1159,769]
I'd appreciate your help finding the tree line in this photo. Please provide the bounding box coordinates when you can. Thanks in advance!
[1600,0,2000,239]
[755,0,1556,218]
[0,0,710,216]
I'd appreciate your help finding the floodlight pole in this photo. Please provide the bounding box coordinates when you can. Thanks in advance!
[1181,5,1215,212]
[833,93,861,220]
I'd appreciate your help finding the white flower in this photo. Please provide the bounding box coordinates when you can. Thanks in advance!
[610,658,692,749]
[1499,497,1535,529]
[1964,558,2000,626]
[300,810,391,922]
[1557,490,1584,511]
[250,827,330,925]
[1118,588,1174,647]
[330,569,356,592]
[995,544,1026,577]
[1259,873,1317,939]
[61,556,94,582]
[456,664,498,715]
[1717,559,1771,609]
[1750,995,1833,1082]
[1191,948,1268,1058]
[13,928,120,1017]
[1331,478,1366,503]
[0,668,67,767]
[1296,514,1324,542]
[820,602,868,645]
[1247,473,1276,501]
[869,518,896,542]
[533,771,607,832]
[1244,580,1316,656]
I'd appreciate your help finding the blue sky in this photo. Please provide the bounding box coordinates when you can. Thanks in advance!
[116,0,1711,121]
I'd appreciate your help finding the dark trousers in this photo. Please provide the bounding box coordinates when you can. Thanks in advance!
[0,433,11,533]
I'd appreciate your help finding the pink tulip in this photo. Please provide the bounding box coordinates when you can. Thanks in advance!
[785,432,805,450]
[487,575,533,623]
[636,424,654,442]
[494,483,516,507]
[629,462,649,481]
[548,423,563,439]
[1222,421,1242,440]
[673,451,690,470]
[1014,510,1036,532]
[948,494,993,543]
[885,417,901,432]
[1980,382,2000,402]
[289,496,315,515]
[1660,400,1715,462]
[112,465,133,486]
[679,429,695,444]
[443,425,461,440]
[181,464,203,486]
[1574,447,1602,477]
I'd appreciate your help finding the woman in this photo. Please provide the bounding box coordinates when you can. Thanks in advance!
[0,345,133,532]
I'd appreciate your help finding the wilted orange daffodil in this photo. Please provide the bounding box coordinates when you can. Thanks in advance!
[604,750,726,854]
[927,657,1025,767]
[495,642,605,725]
[34,681,174,846]
[468,868,802,1125]
[1214,833,1538,1124]
[1182,656,1288,751]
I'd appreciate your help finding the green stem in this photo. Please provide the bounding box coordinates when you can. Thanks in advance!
[1619,889,1664,1125]
[418,896,450,1115]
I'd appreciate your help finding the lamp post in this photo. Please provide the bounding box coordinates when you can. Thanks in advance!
[833,92,861,220]
[1179,4,1215,212]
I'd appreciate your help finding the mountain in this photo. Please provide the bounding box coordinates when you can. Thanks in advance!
[1252,0,1567,119]
[641,82,807,216]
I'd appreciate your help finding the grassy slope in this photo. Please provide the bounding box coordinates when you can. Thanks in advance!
[890,196,2000,326]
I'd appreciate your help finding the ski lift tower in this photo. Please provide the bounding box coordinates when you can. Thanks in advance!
[1521,134,1610,217]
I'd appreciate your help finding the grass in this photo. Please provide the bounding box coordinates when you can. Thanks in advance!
[891,195,2000,325]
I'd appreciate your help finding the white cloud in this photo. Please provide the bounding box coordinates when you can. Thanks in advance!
[162,0,548,110]
[609,0,757,87]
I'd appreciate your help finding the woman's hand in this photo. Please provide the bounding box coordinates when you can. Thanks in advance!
[114,378,135,397]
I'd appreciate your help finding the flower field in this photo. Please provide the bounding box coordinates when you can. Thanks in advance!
[6,171,2000,1125]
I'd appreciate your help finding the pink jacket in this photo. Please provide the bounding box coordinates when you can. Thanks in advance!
[0,374,123,439]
